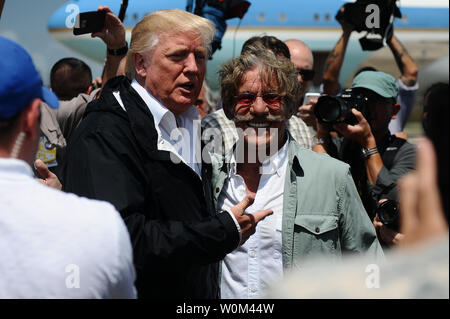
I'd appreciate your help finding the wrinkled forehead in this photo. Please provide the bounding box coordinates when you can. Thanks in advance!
[145,30,208,62]
[239,66,279,92]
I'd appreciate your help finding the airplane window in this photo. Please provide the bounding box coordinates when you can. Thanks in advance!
[133,13,138,21]
[313,13,319,22]
[325,13,330,22]
[258,12,266,22]
[279,13,287,22]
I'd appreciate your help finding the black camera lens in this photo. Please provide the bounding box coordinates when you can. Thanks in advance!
[377,200,400,231]
[314,88,370,126]
[314,96,346,124]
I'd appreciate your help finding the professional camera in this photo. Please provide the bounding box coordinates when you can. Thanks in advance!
[336,0,402,51]
[377,199,400,232]
[314,88,370,127]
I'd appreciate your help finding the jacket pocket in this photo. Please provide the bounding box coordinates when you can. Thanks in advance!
[291,214,341,267]
[294,214,338,235]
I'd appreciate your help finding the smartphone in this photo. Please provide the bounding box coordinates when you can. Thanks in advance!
[73,11,106,36]
[304,92,320,105]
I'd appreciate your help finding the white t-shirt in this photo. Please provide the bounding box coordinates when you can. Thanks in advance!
[0,158,136,298]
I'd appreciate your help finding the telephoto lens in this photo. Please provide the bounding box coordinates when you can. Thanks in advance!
[377,200,400,232]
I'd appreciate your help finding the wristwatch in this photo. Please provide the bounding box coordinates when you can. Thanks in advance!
[107,42,128,56]
[361,147,378,158]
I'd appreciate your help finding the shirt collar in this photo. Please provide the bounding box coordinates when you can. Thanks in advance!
[228,139,289,178]
[131,79,169,127]
[0,158,34,180]
[131,79,199,128]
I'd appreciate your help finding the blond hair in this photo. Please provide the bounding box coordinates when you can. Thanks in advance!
[125,9,215,79]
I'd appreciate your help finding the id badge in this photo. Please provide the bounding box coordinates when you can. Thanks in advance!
[36,137,58,167]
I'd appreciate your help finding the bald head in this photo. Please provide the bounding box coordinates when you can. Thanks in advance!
[285,39,314,98]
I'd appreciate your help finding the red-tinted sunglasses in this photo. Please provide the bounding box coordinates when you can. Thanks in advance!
[234,92,281,106]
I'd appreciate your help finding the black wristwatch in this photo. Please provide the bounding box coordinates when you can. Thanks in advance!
[107,42,128,56]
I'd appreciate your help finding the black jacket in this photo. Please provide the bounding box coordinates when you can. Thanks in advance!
[62,76,239,298]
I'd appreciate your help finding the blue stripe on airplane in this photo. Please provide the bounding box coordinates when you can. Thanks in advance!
[48,0,449,30]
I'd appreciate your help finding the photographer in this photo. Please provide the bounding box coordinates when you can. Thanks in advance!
[321,3,419,137]
[37,6,127,182]
[313,71,416,229]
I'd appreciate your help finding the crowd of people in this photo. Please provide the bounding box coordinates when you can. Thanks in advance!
[0,4,448,299]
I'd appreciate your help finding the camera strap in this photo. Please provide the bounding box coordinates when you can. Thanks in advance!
[380,135,406,170]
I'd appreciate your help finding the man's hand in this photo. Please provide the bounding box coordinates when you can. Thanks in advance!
[297,99,318,129]
[373,213,404,246]
[333,108,375,148]
[91,6,126,50]
[231,195,273,245]
[337,5,354,35]
[35,159,62,190]
[92,77,102,90]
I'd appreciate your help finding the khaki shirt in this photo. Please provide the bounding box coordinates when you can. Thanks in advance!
[209,134,384,270]
[37,88,100,174]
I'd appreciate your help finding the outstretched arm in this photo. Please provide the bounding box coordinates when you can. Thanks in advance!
[91,6,128,89]
[388,35,418,87]
[322,10,353,96]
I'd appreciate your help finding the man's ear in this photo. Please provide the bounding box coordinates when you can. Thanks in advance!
[392,103,400,119]
[22,99,42,140]
[134,53,148,79]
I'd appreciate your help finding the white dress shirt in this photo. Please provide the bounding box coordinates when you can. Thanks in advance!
[129,80,202,177]
[115,80,241,234]
[219,140,289,299]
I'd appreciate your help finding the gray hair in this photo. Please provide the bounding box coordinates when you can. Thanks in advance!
[219,43,300,119]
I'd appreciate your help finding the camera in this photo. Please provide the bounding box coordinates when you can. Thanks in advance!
[336,0,402,51]
[314,88,370,127]
[377,199,400,231]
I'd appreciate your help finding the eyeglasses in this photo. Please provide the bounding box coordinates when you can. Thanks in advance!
[234,92,281,106]
[297,69,315,81]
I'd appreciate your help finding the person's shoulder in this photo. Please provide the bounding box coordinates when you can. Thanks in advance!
[39,183,121,223]
[201,108,228,128]
[287,115,308,128]
[40,184,127,247]
[392,136,416,155]
[290,140,349,171]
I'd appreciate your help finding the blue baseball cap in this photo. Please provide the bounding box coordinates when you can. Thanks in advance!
[0,36,58,119]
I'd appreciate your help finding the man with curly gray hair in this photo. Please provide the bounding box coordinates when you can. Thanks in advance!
[208,46,384,299]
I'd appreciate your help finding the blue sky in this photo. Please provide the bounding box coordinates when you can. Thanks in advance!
[0,0,103,86]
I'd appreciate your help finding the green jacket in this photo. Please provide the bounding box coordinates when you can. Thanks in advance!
[209,136,384,269]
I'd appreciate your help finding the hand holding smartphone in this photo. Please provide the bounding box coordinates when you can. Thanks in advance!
[304,92,321,105]
[73,11,106,36]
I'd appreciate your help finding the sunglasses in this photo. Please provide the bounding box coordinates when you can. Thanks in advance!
[234,92,281,106]
[298,69,315,81]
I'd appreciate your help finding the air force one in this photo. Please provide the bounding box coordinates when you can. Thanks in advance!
[48,0,449,93]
